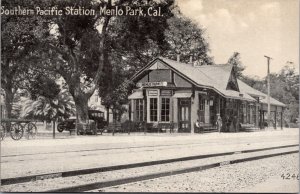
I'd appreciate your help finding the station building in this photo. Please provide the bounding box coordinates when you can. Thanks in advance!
[128,57,285,133]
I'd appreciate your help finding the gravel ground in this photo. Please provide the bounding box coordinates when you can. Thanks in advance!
[2,139,297,179]
[1,147,297,192]
[100,153,299,193]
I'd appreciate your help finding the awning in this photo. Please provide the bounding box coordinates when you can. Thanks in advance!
[173,92,192,98]
[128,91,143,99]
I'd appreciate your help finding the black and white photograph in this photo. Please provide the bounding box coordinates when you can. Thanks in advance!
[0,0,299,193]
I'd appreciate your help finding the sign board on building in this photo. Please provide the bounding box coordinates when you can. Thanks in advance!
[161,90,172,96]
[137,82,167,88]
[198,91,208,95]
[148,90,159,96]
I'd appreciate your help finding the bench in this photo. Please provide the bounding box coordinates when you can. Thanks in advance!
[195,123,217,133]
[158,122,176,133]
[145,123,160,133]
[102,122,123,135]
[144,122,176,133]
[239,123,255,129]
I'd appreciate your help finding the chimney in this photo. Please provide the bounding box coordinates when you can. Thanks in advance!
[176,54,180,62]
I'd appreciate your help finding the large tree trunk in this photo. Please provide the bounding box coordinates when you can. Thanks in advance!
[73,95,89,124]
[67,73,91,124]
[57,15,112,126]
[106,106,110,125]
[4,86,14,119]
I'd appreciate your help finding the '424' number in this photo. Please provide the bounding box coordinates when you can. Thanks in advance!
[281,173,299,180]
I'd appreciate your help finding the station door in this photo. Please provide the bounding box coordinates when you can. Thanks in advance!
[178,98,191,133]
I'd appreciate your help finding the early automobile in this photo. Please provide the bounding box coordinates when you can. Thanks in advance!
[57,110,107,135]
[57,117,76,133]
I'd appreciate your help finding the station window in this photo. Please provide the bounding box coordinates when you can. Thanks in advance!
[243,104,246,123]
[252,106,256,124]
[247,105,251,123]
[199,98,205,123]
[150,98,158,122]
[135,99,144,121]
[161,98,170,122]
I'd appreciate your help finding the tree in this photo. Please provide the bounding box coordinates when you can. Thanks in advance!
[22,88,76,122]
[31,0,175,125]
[97,0,174,121]
[242,65,299,124]
[99,9,214,122]
[277,66,299,123]
[1,1,49,118]
[278,65,299,101]
[227,52,245,78]
[27,74,61,101]
[164,16,214,65]
[241,75,266,92]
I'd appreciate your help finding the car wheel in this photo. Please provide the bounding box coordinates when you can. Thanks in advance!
[57,125,64,133]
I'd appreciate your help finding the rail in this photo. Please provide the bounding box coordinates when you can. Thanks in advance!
[1,144,298,187]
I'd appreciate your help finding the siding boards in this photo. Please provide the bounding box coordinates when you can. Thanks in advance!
[149,70,172,82]
[174,74,192,87]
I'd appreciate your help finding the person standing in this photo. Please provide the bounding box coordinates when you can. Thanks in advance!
[216,114,222,132]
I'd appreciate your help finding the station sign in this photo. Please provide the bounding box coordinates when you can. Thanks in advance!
[136,81,167,88]
[198,91,207,95]
[148,90,158,96]
[161,90,172,96]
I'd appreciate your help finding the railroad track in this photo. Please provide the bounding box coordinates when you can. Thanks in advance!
[1,141,215,158]
[2,134,295,158]
[2,136,295,161]
[1,144,298,192]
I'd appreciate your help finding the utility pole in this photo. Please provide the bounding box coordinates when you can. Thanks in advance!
[264,55,272,129]
[287,61,294,68]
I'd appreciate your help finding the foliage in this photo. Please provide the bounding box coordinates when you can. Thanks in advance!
[242,65,299,123]
[24,0,175,123]
[2,0,215,123]
[1,0,50,118]
[276,66,299,123]
[22,89,76,121]
[98,0,174,119]
[27,75,61,101]
[164,16,213,65]
[10,92,22,119]
[99,8,214,119]
[227,52,245,78]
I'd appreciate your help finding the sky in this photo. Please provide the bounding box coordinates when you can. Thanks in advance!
[176,0,299,78]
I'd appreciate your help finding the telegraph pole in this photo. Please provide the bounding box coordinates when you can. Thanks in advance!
[287,61,294,69]
[264,55,272,129]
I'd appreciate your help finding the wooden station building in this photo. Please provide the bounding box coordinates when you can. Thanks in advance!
[128,57,285,133]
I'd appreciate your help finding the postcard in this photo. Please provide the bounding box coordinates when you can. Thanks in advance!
[1,0,299,193]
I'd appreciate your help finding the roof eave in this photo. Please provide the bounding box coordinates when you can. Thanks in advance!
[129,57,159,82]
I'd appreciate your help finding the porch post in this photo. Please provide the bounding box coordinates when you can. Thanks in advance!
[280,111,283,130]
[218,96,221,115]
[131,100,134,122]
[274,107,277,129]
[263,111,265,128]
[128,102,131,121]
[236,100,240,132]
[255,104,259,129]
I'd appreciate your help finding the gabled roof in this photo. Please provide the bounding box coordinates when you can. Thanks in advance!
[237,80,285,107]
[132,57,285,107]
[158,57,255,102]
